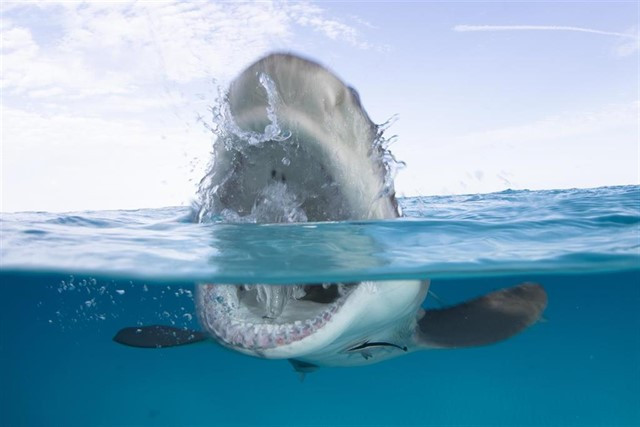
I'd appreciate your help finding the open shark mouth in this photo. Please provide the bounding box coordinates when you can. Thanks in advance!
[197,283,357,350]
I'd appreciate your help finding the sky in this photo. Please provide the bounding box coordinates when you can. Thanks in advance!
[1,1,638,212]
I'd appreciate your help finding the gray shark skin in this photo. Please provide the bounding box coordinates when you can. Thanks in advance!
[114,53,547,373]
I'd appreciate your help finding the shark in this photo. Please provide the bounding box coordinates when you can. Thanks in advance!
[114,53,547,375]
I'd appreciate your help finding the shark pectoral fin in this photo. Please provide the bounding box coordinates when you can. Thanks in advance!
[416,283,547,348]
[113,325,207,348]
[289,359,319,381]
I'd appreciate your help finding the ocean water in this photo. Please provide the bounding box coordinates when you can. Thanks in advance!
[1,185,639,426]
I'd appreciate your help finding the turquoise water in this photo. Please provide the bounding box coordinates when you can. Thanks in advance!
[1,185,639,426]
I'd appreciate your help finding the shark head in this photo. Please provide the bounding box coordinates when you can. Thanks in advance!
[114,53,547,371]
[194,53,425,364]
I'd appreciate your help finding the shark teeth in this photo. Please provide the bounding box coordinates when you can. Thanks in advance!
[198,283,353,350]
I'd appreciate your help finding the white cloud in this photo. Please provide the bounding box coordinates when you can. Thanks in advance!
[453,25,637,39]
[27,87,66,99]
[289,2,373,50]
[614,27,640,56]
[454,24,639,57]
[1,3,284,100]
[0,1,379,212]
[1,21,137,99]
[1,1,374,102]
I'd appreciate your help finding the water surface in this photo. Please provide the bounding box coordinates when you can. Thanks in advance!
[1,186,638,426]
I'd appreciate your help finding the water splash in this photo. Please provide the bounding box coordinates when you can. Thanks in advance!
[373,114,405,201]
[194,73,295,223]
[251,183,308,223]
[211,73,291,149]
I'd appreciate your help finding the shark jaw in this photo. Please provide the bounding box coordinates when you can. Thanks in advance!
[196,280,429,361]
[196,283,358,354]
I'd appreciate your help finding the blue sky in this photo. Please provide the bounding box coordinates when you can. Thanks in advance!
[1,1,638,212]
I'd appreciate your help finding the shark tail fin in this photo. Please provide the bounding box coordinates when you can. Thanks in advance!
[416,283,547,348]
[113,325,207,348]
